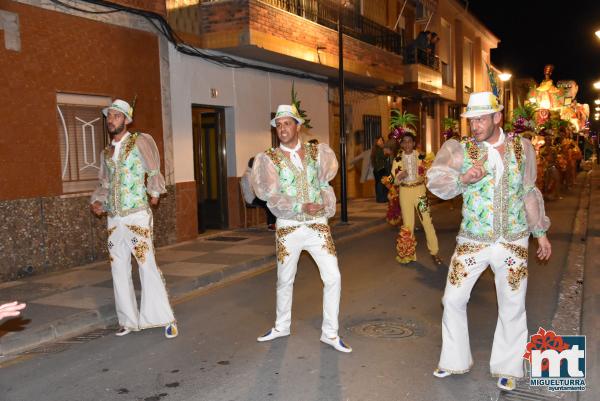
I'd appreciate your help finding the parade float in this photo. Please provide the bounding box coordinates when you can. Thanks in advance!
[504,65,591,199]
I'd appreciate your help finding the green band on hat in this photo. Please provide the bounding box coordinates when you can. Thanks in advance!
[467,105,497,111]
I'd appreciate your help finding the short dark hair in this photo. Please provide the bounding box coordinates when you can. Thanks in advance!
[401,132,417,143]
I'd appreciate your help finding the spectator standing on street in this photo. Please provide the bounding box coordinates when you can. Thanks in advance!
[90,99,178,339]
[371,136,388,202]
[427,92,551,391]
[251,104,351,353]
[349,135,374,189]
[241,157,277,231]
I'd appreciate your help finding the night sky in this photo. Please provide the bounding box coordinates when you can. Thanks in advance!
[464,0,600,107]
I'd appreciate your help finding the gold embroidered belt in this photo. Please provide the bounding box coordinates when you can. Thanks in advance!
[399,180,424,188]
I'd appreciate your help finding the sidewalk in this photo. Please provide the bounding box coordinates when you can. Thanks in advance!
[0,198,388,356]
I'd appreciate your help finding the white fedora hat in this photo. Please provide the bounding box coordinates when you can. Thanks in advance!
[461,91,504,118]
[270,104,304,127]
[103,99,133,123]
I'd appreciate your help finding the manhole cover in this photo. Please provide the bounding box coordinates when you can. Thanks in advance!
[207,236,248,242]
[350,320,417,339]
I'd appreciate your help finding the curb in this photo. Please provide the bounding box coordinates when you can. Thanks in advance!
[0,217,388,357]
[551,172,590,335]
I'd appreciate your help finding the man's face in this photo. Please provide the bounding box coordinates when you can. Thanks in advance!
[376,137,384,148]
[106,110,127,135]
[275,117,300,146]
[400,135,415,153]
[468,112,499,143]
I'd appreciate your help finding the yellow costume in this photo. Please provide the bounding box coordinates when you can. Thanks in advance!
[389,150,439,263]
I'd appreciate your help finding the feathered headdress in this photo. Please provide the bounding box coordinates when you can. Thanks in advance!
[389,109,418,141]
[291,82,312,129]
[485,63,500,99]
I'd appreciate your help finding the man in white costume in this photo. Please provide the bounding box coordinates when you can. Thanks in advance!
[426,92,551,390]
[251,104,351,353]
[91,99,177,339]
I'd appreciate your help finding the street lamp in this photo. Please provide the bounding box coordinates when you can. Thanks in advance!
[595,99,600,105]
[498,73,512,82]
[596,30,600,39]
[338,0,348,223]
[498,72,512,114]
[594,81,600,90]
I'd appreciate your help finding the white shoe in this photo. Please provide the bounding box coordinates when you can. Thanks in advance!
[433,368,452,378]
[320,335,352,353]
[115,327,132,337]
[165,323,178,339]
[257,327,290,342]
[497,377,516,391]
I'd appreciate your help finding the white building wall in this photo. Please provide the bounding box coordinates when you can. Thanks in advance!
[168,45,330,181]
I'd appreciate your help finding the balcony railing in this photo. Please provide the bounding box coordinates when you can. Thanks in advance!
[404,46,440,70]
[261,0,404,56]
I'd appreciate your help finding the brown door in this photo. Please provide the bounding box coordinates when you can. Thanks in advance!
[191,106,228,232]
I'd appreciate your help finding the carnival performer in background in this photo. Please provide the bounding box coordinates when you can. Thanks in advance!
[90,99,177,339]
[386,110,441,265]
[427,92,551,391]
[251,104,351,353]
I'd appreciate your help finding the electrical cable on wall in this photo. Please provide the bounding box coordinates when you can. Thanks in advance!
[48,0,397,96]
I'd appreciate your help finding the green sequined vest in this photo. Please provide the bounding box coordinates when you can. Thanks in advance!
[104,133,149,216]
[265,143,326,220]
[459,135,529,242]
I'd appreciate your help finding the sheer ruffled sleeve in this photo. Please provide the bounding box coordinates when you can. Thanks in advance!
[250,152,302,219]
[137,133,167,198]
[90,152,109,206]
[388,157,402,185]
[426,139,466,199]
[317,143,339,218]
[522,138,550,237]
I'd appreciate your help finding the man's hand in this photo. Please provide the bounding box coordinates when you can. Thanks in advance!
[460,166,486,184]
[150,197,160,206]
[302,203,324,216]
[396,170,408,181]
[536,235,552,261]
[90,201,105,216]
[460,155,488,185]
[0,301,26,320]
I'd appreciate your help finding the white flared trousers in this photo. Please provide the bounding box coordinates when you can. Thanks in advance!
[438,236,529,378]
[274,218,341,339]
[107,210,175,330]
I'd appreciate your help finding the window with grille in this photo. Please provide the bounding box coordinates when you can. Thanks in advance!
[363,114,381,149]
[56,94,111,194]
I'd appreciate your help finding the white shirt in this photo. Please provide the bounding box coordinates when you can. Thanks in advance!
[111,132,131,162]
[402,152,418,183]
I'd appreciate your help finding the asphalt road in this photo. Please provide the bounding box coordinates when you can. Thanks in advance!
[0,187,581,401]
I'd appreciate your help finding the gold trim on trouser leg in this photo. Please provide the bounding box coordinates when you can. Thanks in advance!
[489,238,529,378]
[108,217,140,330]
[125,210,175,329]
[398,184,439,260]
